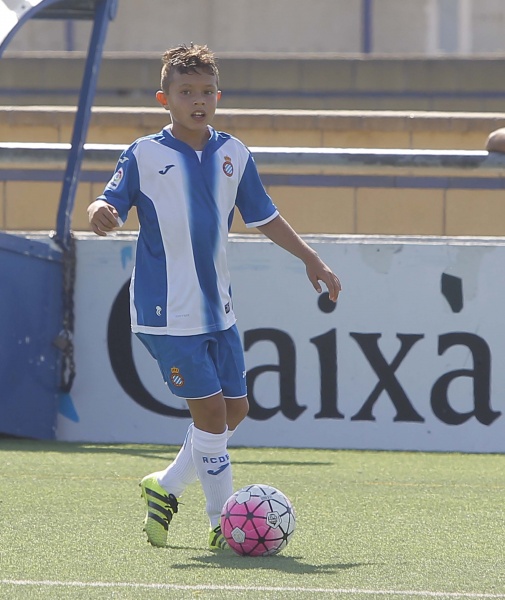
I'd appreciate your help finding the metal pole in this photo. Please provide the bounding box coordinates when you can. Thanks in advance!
[65,19,75,51]
[54,0,117,250]
[458,0,472,54]
[426,0,439,55]
[362,0,373,54]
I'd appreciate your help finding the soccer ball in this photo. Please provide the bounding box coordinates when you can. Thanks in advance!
[220,484,296,556]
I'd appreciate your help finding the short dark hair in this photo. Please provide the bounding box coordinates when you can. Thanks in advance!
[160,43,219,92]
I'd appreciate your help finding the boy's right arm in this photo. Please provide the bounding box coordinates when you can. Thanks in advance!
[88,199,120,237]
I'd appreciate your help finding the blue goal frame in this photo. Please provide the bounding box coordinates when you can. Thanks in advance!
[0,0,118,250]
[0,0,117,438]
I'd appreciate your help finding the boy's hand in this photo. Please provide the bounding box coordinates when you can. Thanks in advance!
[305,254,342,303]
[88,200,120,236]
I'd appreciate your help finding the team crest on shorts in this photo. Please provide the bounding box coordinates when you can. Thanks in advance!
[222,155,234,177]
[170,366,185,387]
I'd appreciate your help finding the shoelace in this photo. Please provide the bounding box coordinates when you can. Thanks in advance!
[145,490,179,527]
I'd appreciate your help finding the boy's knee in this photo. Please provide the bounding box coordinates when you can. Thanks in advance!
[237,397,249,421]
[226,396,249,429]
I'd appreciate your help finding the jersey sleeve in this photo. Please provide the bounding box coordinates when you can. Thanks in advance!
[235,153,279,228]
[97,145,140,225]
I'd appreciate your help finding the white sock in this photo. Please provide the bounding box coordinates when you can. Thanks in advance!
[192,426,233,529]
[156,425,236,498]
[157,423,198,498]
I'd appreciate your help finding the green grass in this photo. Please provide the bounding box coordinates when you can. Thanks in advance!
[1,439,505,599]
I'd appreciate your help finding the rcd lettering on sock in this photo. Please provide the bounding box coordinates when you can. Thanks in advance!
[202,453,230,464]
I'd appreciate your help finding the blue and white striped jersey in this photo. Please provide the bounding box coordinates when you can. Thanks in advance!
[99,126,278,336]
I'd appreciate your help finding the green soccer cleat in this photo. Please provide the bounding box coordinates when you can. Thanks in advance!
[139,473,179,547]
[208,523,229,551]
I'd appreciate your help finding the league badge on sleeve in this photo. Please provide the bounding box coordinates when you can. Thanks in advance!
[106,167,124,190]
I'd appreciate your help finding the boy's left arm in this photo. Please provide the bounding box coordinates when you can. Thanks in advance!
[257,215,342,302]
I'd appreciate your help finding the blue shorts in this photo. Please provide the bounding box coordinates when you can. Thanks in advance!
[136,324,247,400]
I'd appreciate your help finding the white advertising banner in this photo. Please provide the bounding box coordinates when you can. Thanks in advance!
[56,234,505,453]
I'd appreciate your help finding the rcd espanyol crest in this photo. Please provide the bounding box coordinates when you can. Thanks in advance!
[222,155,234,177]
[170,366,185,387]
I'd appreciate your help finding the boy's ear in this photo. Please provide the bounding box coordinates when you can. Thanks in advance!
[217,90,222,101]
[156,90,169,110]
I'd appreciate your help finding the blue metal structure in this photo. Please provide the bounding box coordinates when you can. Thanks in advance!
[362,0,373,54]
[0,0,117,438]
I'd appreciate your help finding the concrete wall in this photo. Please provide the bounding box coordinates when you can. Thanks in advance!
[4,164,503,238]
[2,107,505,237]
[2,106,501,151]
[3,54,505,112]
[6,0,505,55]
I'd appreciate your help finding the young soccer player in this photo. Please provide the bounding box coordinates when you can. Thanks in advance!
[88,44,341,550]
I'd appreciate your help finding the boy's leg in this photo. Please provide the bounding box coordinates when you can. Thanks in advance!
[187,393,232,530]
[140,396,247,548]
[188,393,249,549]
[138,327,248,548]
[156,422,198,495]
[153,398,247,497]
[225,396,249,432]
[136,333,202,546]
[140,422,199,547]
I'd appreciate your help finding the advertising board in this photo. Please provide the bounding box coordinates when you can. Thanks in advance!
[57,234,505,452]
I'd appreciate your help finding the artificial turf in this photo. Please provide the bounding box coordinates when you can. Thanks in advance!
[1,439,505,599]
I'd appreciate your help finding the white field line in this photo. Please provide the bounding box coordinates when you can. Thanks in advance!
[1,580,505,598]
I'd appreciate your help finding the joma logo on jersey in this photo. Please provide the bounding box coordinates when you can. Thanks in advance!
[159,164,175,175]
[222,156,233,177]
[170,366,184,387]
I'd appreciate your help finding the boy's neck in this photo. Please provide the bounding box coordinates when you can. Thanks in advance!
[168,124,211,151]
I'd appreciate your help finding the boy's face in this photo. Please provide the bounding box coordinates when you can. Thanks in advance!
[156,69,220,145]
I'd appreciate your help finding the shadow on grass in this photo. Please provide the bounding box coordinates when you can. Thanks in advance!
[170,553,374,575]
[0,439,332,465]
[232,460,332,466]
[0,438,176,460]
